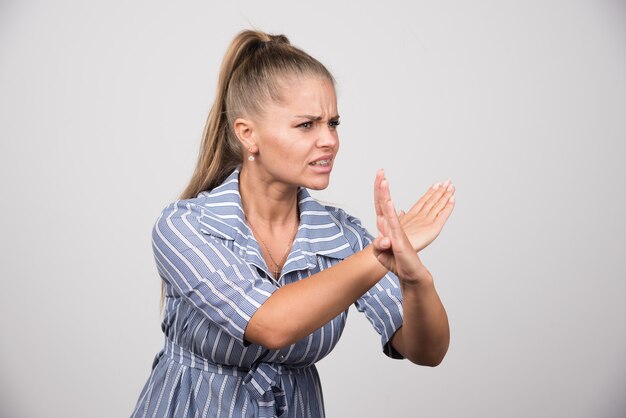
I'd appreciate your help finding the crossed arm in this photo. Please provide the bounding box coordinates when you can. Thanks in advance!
[245,170,454,366]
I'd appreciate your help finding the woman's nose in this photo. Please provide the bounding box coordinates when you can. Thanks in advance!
[317,126,339,149]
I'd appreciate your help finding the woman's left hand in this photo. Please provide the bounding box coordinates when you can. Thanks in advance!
[371,170,432,283]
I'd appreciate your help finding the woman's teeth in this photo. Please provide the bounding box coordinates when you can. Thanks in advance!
[310,159,331,166]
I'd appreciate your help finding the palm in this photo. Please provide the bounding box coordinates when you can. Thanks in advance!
[371,170,455,279]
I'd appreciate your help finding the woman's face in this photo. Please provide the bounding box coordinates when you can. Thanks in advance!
[247,76,340,191]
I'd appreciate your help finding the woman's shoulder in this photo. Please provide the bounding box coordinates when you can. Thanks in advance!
[320,203,366,228]
[155,195,210,221]
[314,201,374,250]
[154,190,244,244]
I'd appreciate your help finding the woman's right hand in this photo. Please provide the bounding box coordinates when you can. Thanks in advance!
[373,169,455,255]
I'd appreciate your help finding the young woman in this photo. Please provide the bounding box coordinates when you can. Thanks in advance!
[131,29,455,418]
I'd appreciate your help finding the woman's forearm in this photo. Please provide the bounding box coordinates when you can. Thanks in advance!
[390,265,450,366]
[245,244,388,349]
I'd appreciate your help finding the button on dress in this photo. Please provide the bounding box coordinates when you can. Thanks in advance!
[131,166,405,418]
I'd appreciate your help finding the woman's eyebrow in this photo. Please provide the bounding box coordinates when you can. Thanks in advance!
[293,114,340,120]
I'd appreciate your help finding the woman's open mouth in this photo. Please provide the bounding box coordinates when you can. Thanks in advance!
[309,159,332,167]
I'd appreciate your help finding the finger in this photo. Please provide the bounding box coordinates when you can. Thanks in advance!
[381,179,410,243]
[427,182,455,221]
[420,178,451,216]
[380,177,393,203]
[396,209,406,223]
[434,194,455,225]
[377,209,389,237]
[377,213,386,236]
[384,199,409,250]
[373,169,385,218]
[374,170,388,235]
[377,178,393,236]
[378,211,390,237]
[381,197,411,252]
[373,234,391,251]
[406,182,442,216]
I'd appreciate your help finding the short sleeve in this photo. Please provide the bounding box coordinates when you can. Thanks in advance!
[151,200,278,345]
[346,213,405,359]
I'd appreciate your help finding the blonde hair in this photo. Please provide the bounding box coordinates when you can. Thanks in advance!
[161,29,336,309]
[180,29,335,200]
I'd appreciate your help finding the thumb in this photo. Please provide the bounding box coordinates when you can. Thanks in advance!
[373,235,391,251]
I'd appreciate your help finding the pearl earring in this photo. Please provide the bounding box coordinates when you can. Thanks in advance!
[248,155,255,161]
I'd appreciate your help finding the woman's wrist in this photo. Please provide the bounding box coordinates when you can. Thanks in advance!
[364,243,392,278]
[399,260,433,288]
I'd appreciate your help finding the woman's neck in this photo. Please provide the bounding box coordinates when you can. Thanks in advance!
[238,163,299,229]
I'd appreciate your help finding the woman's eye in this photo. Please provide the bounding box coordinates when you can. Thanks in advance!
[329,120,340,128]
[298,121,312,129]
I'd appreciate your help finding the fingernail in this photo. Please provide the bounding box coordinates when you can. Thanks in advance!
[449,195,455,203]
[432,182,441,190]
[442,178,451,188]
[446,183,454,192]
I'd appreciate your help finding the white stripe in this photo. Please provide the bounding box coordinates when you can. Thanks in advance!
[316,242,350,255]
[225,338,235,362]
[300,210,333,216]
[150,360,174,418]
[298,222,336,230]
[165,366,186,415]
[201,373,216,418]
[298,332,314,363]
[297,383,305,417]
[209,177,238,191]
[373,293,398,336]
[198,221,235,240]
[386,289,404,319]
[384,272,399,289]
[250,378,264,395]
[343,217,363,249]
[216,377,229,417]
[203,201,241,208]
[204,189,239,198]
[296,231,344,243]
[211,328,222,361]
[282,253,306,268]
[360,297,385,336]
[230,265,273,299]
[227,377,242,418]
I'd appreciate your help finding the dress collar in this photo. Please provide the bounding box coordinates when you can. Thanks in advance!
[196,166,354,279]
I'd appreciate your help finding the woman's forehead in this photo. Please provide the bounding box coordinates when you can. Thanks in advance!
[272,76,337,116]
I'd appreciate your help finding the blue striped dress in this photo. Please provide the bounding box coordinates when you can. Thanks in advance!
[131,166,404,418]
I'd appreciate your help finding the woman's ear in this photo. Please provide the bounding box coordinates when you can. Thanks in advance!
[233,117,258,154]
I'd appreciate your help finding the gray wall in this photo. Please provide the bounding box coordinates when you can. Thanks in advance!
[1,1,625,417]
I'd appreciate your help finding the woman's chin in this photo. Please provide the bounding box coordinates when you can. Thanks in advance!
[305,177,331,191]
